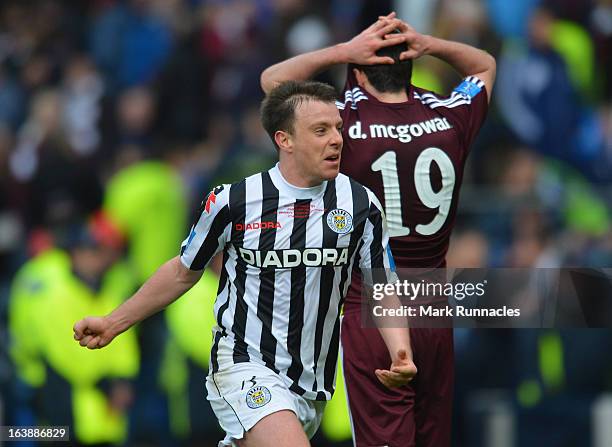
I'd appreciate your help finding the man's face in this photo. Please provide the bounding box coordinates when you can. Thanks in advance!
[72,244,118,282]
[287,100,343,185]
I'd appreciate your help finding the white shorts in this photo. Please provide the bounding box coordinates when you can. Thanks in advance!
[206,362,326,447]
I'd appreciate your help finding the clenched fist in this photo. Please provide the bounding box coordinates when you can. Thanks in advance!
[73,316,116,350]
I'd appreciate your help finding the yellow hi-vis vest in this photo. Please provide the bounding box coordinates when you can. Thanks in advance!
[9,249,140,445]
[321,356,353,442]
[104,161,187,283]
[517,330,565,408]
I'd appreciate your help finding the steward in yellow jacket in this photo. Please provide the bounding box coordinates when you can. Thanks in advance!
[9,215,139,445]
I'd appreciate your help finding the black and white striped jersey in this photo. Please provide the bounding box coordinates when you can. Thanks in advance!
[180,164,394,401]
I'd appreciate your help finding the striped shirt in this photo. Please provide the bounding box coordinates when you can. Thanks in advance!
[180,164,394,400]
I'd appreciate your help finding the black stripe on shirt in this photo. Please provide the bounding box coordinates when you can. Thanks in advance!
[368,201,386,290]
[341,179,370,306]
[229,179,250,364]
[256,172,280,372]
[210,331,223,373]
[312,180,337,391]
[323,179,369,392]
[211,231,232,372]
[189,205,230,270]
[285,198,311,388]
[346,179,370,267]
[368,202,384,267]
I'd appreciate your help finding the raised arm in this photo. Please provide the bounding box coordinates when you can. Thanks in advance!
[260,16,406,94]
[393,22,496,101]
[74,256,202,349]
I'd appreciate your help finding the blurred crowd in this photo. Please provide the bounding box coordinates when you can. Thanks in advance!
[0,0,610,446]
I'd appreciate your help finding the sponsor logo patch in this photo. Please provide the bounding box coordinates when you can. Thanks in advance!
[246,385,272,409]
[238,247,349,269]
[235,221,281,231]
[326,209,353,234]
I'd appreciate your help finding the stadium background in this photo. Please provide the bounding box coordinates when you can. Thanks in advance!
[0,0,610,445]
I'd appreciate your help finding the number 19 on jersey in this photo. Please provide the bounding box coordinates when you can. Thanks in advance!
[371,147,456,237]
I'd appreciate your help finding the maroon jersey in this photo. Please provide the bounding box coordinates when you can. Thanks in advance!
[338,71,488,308]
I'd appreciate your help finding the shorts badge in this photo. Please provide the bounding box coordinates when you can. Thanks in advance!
[326,209,353,234]
[246,385,272,409]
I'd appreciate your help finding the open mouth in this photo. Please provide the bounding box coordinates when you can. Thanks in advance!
[325,154,340,162]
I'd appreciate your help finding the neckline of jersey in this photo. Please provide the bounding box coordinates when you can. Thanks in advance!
[269,163,328,200]
[362,84,416,108]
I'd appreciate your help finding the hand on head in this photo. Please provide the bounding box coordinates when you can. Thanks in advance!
[375,12,429,61]
[342,12,407,66]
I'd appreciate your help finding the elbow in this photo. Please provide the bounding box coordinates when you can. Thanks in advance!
[171,256,202,289]
[260,69,276,95]
[481,52,496,87]
[486,52,497,73]
[261,67,285,95]
[489,53,497,85]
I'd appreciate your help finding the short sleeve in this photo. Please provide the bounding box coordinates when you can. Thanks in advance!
[448,77,489,147]
[358,189,398,287]
[180,185,232,271]
[415,76,489,152]
[452,76,489,147]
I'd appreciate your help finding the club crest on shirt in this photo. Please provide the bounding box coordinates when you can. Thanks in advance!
[246,385,272,409]
[326,209,353,234]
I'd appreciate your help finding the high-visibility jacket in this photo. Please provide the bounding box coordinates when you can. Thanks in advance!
[517,330,565,408]
[104,161,187,283]
[321,356,353,442]
[9,249,140,445]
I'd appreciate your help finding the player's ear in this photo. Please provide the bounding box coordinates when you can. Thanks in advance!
[274,130,293,153]
[353,68,367,87]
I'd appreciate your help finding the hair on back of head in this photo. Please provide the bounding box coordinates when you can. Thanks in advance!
[260,80,338,148]
[352,32,413,93]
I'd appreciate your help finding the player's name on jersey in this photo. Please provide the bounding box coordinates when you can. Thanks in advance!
[238,247,349,269]
[348,119,452,143]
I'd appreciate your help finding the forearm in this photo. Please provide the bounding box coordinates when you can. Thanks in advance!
[378,326,413,361]
[375,293,413,361]
[261,17,406,93]
[424,36,495,78]
[261,44,347,93]
[105,256,201,336]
